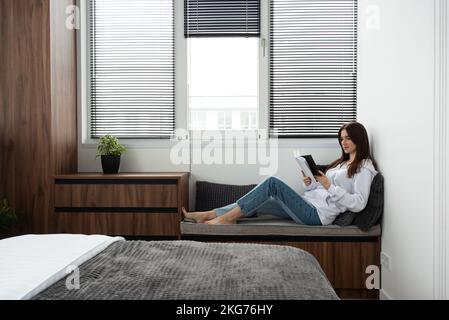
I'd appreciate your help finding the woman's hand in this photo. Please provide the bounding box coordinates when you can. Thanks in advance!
[315,170,331,190]
[301,170,312,186]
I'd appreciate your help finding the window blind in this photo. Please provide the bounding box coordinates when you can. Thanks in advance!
[270,0,357,138]
[185,0,260,37]
[89,0,175,139]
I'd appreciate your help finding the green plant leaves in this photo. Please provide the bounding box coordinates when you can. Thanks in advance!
[96,135,127,157]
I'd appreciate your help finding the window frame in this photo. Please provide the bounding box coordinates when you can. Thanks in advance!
[77,0,187,148]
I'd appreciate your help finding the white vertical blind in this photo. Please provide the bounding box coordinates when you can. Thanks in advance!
[89,0,175,139]
[270,0,357,138]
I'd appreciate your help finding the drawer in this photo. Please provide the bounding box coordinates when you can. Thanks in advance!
[55,183,178,208]
[56,212,180,236]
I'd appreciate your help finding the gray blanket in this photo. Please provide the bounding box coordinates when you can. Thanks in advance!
[34,240,338,300]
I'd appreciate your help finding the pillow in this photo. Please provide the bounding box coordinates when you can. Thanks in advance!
[333,211,356,226]
[195,181,257,211]
[353,172,384,231]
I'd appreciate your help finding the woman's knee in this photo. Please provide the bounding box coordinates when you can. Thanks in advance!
[269,176,285,187]
[265,176,285,193]
[266,176,282,184]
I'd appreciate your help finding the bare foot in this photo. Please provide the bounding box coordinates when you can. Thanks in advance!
[182,207,216,224]
[205,216,237,225]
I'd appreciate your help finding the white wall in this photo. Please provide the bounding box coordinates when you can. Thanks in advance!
[358,0,439,299]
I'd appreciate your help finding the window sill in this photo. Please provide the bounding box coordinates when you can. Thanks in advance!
[80,137,339,150]
[80,138,180,150]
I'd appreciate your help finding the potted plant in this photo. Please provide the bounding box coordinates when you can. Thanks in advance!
[96,135,127,174]
[0,199,17,233]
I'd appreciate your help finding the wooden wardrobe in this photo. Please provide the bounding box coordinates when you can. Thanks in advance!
[0,0,78,234]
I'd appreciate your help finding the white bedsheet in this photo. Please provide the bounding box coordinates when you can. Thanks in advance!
[0,234,124,300]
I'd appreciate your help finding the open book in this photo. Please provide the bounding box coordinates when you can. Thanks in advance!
[294,153,320,183]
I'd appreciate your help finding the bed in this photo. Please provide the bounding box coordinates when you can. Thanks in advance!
[0,234,338,300]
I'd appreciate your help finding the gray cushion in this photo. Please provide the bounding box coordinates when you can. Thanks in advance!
[331,171,384,228]
[353,172,384,231]
[181,215,381,238]
[333,211,357,226]
[195,181,257,211]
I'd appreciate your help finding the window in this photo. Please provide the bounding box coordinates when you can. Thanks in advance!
[270,0,357,138]
[84,0,357,141]
[188,38,259,131]
[89,0,175,139]
[185,0,260,132]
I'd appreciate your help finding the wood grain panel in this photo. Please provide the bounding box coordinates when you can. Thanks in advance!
[333,241,380,290]
[51,0,78,176]
[0,0,78,234]
[49,0,78,232]
[55,184,178,208]
[18,0,52,234]
[0,0,53,234]
[0,0,16,206]
[57,212,180,236]
[54,173,189,238]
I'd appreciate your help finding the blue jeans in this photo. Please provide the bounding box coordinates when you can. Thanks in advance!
[214,177,322,226]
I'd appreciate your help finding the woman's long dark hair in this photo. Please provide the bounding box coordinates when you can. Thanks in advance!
[326,122,378,178]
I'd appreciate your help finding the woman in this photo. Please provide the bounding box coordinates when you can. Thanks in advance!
[182,122,378,226]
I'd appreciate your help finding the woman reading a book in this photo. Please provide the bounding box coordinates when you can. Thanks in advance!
[182,121,378,226]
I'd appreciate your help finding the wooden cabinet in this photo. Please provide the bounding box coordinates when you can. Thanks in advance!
[0,0,78,234]
[54,173,189,238]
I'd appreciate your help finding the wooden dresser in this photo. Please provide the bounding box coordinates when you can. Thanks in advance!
[54,173,189,238]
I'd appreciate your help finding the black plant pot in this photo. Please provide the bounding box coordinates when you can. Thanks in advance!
[101,155,121,174]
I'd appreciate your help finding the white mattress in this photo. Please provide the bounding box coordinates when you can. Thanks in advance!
[0,234,124,300]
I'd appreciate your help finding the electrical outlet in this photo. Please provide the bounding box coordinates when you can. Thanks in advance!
[381,252,392,272]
